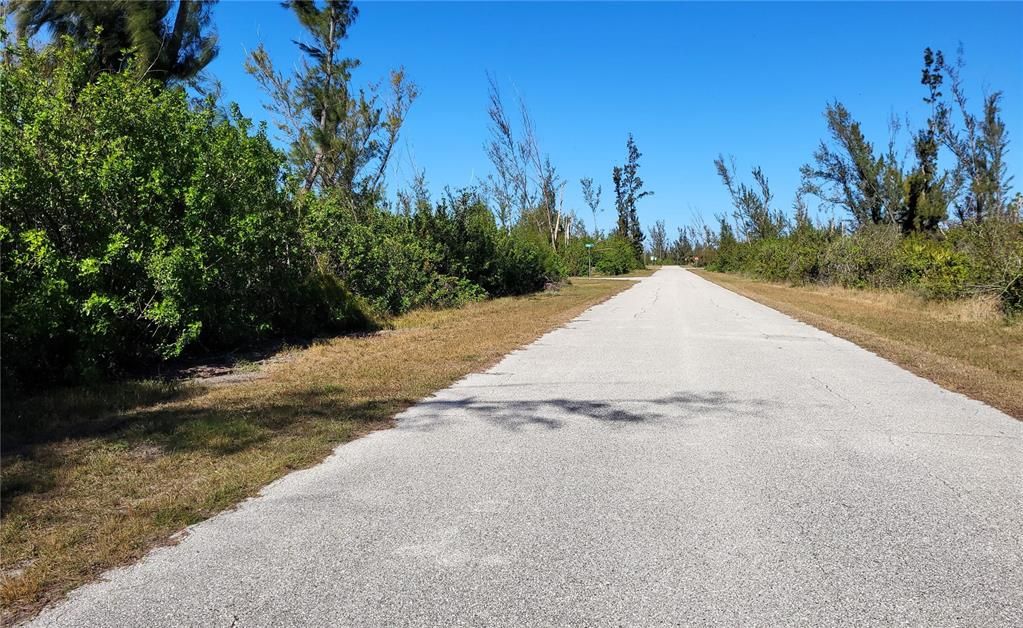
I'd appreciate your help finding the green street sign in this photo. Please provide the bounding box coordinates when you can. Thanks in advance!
[585,243,594,248]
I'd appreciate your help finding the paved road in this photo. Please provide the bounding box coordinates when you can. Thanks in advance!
[33,267,1022,627]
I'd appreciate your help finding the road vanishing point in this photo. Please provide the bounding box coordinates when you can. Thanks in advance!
[32,267,1022,627]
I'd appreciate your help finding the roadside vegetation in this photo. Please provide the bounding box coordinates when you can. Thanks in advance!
[649,47,1020,320]
[1,1,654,396]
[0,277,632,623]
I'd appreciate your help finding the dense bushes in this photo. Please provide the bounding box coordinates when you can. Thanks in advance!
[0,40,561,390]
[595,236,644,275]
[706,221,1023,313]
[2,41,372,386]
[304,191,559,316]
[556,235,643,276]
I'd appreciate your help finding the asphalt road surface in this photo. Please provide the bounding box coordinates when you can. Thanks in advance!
[32,267,1022,627]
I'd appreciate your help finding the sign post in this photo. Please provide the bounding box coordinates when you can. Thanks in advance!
[585,242,594,276]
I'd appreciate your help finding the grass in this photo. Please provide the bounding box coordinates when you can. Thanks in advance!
[0,277,633,624]
[693,269,1023,419]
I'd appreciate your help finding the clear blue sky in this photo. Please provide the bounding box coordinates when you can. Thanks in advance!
[207,1,1023,235]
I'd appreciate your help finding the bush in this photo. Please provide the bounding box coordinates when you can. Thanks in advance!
[302,189,557,318]
[556,238,592,277]
[304,197,450,315]
[1,40,369,388]
[896,235,970,299]
[0,38,585,390]
[950,221,1023,314]
[492,233,559,294]
[819,225,903,289]
[704,216,1023,316]
[424,191,558,297]
[594,236,642,275]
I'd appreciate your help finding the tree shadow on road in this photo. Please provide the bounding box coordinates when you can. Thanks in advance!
[397,390,770,432]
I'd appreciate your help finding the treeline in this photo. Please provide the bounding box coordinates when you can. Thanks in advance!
[661,47,1022,313]
[1,1,652,390]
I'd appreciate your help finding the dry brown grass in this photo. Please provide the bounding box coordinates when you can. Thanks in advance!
[693,270,1023,419]
[0,278,632,624]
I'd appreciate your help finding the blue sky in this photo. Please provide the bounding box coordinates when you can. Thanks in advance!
[207,1,1023,235]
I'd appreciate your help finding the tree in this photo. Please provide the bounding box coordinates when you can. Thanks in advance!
[714,155,785,240]
[714,216,739,270]
[939,46,1013,223]
[792,190,813,232]
[612,134,652,259]
[246,0,417,202]
[484,75,567,248]
[668,227,695,265]
[484,73,530,231]
[580,176,602,237]
[899,47,952,232]
[800,102,901,228]
[647,220,668,261]
[536,156,567,249]
[10,0,219,83]
[1011,193,1023,222]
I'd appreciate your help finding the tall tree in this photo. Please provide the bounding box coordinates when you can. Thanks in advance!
[484,75,567,247]
[647,219,668,261]
[612,134,652,259]
[714,155,785,240]
[900,47,953,232]
[670,227,695,265]
[484,74,530,230]
[10,0,219,83]
[800,102,901,228]
[580,176,602,237]
[938,46,1013,223]
[246,0,417,201]
[536,156,567,249]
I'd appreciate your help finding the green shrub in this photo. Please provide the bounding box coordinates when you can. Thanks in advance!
[819,225,903,288]
[704,216,1023,316]
[302,189,556,318]
[426,191,558,296]
[0,37,605,391]
[556,238,592,277]
[594,236,641,275]
[1,39,369,387]
[748,238,790,281]
[896,235,970,299]
[950,221,1023,314]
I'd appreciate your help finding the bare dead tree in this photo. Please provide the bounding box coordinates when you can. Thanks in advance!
[484,74,566,248]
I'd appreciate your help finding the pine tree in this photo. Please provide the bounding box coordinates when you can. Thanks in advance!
[246,0,417,201]
[939,47,1013,223]
[612,134,653,260]
[901,48,951,232]
[800,102,904,228]
[10,0,219,83]
[714,155,785,240]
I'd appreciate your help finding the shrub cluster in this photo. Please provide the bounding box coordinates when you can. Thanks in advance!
[0,41,560,389]
[556,235,644,277]
[708,222,1023,313]
[303,190,560,316]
